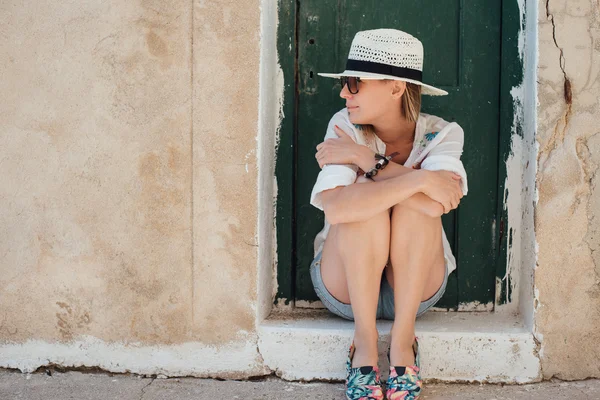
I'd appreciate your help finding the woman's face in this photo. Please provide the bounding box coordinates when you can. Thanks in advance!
[340,78,405,125]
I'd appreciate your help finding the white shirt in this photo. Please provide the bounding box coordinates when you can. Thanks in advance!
[309,107,469,277]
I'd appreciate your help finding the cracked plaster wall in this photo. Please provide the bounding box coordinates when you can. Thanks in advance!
[0,0,261,355]
[535,0,600,379]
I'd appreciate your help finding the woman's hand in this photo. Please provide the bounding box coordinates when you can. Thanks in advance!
[315,125,364,168]
[416,169,464,214]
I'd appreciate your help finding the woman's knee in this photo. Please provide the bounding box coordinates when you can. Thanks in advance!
[391,202,440,223]
[389,203,442,253]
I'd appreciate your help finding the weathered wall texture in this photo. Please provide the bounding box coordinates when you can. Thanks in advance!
[535,0,600,379]
[0,0,259,350]
[192,0,260,345]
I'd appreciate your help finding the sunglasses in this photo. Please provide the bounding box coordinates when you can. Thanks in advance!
[339,76,362,94]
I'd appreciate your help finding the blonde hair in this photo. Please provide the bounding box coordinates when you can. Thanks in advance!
[399,81,422,123]
[354,80,422,142]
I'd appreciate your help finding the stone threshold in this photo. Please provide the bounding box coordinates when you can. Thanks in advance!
[257,309,541,383]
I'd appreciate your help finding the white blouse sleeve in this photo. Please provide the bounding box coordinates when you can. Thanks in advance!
[309,113,359,211]
[420,123,469,196]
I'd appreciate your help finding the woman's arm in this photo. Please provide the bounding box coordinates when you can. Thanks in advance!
[320,171,424,225]
[322,166,463,225]
[352,146,445,217]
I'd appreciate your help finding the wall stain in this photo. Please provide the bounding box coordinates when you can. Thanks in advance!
[0,313,18,336]
[146,30,168,60]
[137,144,186,236]
[55,301,92,341]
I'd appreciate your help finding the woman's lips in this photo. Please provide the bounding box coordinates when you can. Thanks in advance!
[348,106,359,110]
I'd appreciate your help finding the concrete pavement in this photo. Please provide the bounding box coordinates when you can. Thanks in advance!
[1,369,599,399]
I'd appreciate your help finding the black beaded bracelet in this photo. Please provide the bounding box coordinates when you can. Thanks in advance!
[365,152,399,179]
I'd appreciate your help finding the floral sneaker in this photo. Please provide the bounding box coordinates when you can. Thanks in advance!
[386,336,423,399]
[345,341,384,400]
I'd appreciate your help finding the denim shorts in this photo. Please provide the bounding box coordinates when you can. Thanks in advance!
[309,249,448,320]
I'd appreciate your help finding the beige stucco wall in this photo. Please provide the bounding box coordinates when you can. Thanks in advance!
[0,0,259,349]
[535,0,600,380]
[0,0,599,382]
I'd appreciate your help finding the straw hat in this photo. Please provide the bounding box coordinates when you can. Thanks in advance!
[317,28,448,96]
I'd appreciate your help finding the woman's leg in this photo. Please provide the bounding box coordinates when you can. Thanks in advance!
[384,203,446,366]
[319,177,391,368]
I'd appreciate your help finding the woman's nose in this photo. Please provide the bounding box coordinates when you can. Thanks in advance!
[340,84,352,98]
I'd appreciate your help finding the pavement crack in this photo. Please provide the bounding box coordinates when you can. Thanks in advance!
[139,377,155,400]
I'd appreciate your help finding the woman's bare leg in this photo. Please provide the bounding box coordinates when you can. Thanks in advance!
[384,203,446,366]
[319,178,391,368]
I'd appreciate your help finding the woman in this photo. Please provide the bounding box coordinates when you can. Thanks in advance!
[309,29,468,399]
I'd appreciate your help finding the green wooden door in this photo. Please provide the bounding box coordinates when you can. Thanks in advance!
[276,0,515,311]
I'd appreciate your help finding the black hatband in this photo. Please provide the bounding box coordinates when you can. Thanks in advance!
[345,59,422,82]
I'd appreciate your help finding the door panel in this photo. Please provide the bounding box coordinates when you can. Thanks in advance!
[282,0,502,310]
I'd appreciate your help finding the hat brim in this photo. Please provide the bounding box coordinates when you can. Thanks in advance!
[317,70,448,96]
